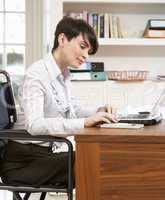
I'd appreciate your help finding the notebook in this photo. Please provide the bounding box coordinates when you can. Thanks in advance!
[100,123,144,129]
[118,89,165,125]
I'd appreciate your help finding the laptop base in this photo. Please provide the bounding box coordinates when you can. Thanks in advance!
[119,114,162,126]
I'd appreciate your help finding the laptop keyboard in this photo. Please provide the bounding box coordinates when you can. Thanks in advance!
[119,114,150,119]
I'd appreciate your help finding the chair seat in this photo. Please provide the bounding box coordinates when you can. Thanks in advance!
[0,182,67,193]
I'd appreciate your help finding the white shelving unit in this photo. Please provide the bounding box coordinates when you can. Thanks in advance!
[98,38,165,46]
[63,0,165,4]
[46,0,165,108]
[62,2,165,46]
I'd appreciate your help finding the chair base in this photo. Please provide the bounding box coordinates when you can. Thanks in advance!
[0,183,73,200]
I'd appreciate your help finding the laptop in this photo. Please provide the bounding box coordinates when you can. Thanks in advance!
[118,89,165,125]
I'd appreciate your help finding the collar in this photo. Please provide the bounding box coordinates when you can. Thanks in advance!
[43,53,70,82]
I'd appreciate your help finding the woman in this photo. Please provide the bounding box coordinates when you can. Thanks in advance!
[0,17,117,187]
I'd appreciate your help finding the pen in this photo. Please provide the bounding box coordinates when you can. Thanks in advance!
[107,104,118,115]
[107,105,112,114]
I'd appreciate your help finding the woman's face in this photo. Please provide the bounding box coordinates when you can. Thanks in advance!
[62,34,91,69]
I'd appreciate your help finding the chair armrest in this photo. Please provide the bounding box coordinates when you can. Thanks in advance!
[0,129,69,143]
[0,129,73,162]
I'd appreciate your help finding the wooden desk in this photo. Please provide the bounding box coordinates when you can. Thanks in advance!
[75,121,165,200]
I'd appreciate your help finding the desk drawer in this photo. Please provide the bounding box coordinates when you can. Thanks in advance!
[100,143,165,200]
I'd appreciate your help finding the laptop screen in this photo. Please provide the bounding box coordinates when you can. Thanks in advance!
[118,88,165,120]
[151,88,165,114]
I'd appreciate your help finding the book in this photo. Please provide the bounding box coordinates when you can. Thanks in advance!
[112,15,118,38]
[92,13,98,35]
[109,14,113,38]
[143,29,165,38]
[148,19,165,30]
[157,75,165,81]
[82,10,88,22]
[99,14,104,38]
[88,12,93,28]
[104,13,109,38]
[117,16,123,38]
[143,19,165,38]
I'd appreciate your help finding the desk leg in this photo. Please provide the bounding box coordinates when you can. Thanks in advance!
[76,142,100,200]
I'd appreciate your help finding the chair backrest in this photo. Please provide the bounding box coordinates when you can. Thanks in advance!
[0,70,17,161]
[0,70,17,129]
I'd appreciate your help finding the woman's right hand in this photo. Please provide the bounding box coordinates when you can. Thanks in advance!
[84,112,118,127]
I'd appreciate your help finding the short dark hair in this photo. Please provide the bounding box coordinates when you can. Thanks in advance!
[51,17,99,55]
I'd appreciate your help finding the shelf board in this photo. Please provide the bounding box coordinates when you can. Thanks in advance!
[98,38,165,46]
[63,0,165,4]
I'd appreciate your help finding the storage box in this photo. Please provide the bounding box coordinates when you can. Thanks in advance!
[107,70,148,81]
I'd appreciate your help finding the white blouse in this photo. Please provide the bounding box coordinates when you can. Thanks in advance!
[20,53,97,136]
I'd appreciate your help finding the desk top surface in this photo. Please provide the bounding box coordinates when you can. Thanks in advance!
[75,121,165,143]
[1,121,165,143]
[76,121,165,135]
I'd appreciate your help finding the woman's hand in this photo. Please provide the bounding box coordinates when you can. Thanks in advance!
[84,112,118,127]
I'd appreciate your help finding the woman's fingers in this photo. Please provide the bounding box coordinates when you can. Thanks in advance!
[84,111,118,127]
[104,112,118,123]
[106,104,117,115]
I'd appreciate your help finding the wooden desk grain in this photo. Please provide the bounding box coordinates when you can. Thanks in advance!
[75,121,165,200]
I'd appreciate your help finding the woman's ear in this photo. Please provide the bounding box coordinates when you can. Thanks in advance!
[58,33,67,47]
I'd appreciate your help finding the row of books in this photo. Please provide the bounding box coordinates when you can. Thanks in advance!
[65,12,123,38]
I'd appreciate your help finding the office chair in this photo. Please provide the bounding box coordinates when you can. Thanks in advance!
[0,70,74,200]
[0,130,74,200]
